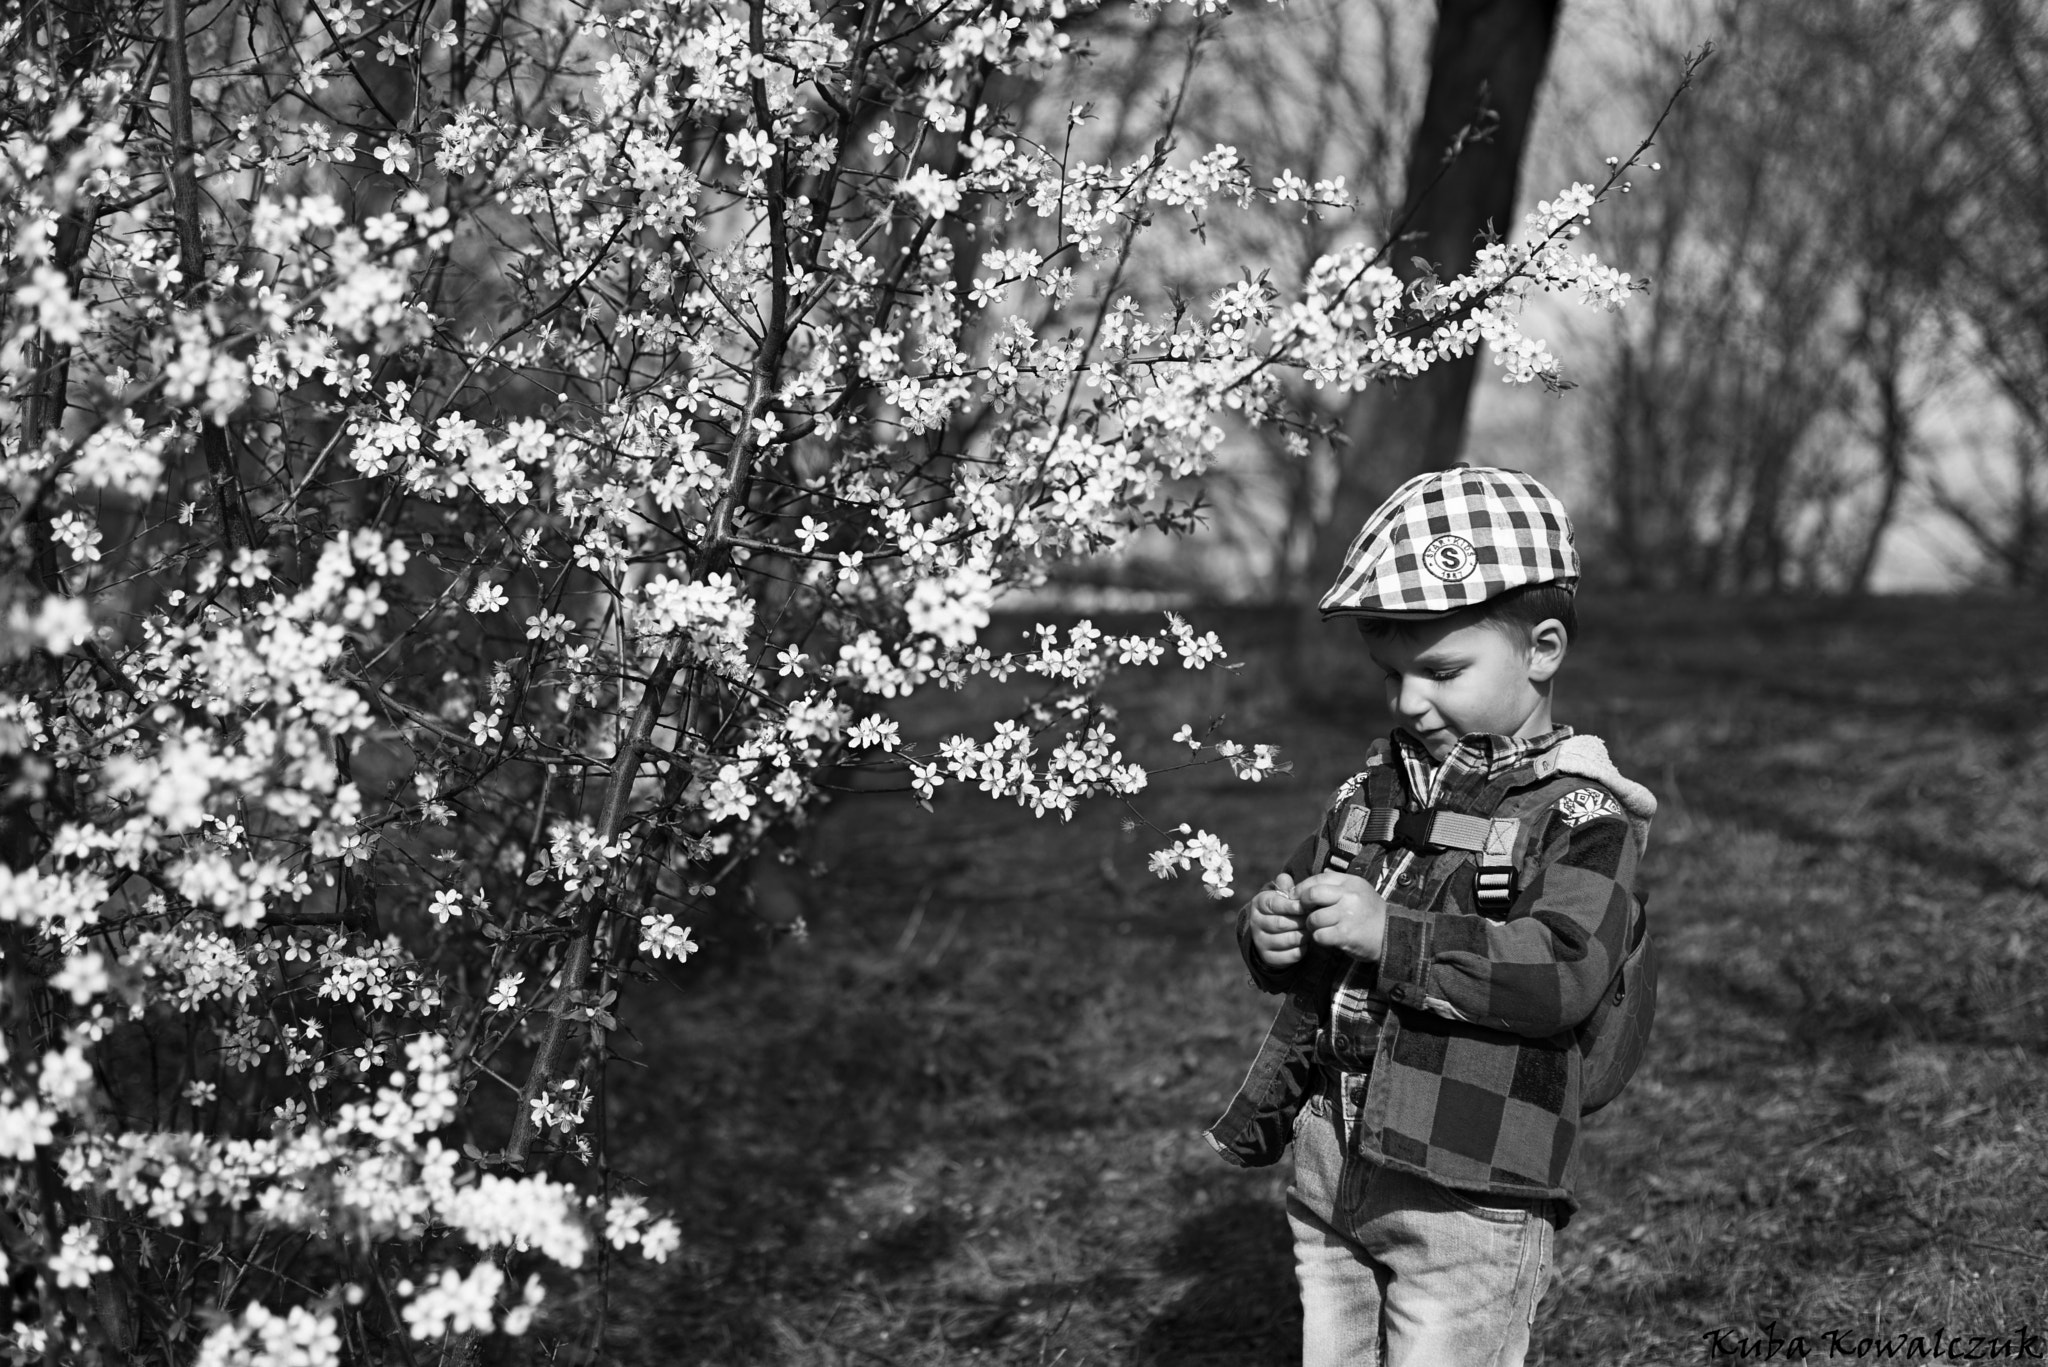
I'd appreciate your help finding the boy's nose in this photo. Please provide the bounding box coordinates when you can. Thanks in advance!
[1392,677,1432,724]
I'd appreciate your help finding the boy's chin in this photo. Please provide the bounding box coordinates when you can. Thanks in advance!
[1412,730,1456,761]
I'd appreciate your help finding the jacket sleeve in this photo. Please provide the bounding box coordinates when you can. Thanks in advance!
[1234,831,1322,993]
[1371,788,1640,1037]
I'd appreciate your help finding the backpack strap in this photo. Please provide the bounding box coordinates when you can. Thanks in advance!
[1316,734,1652,911]
[1473,816,1519,911]
[1324,797,1521,910]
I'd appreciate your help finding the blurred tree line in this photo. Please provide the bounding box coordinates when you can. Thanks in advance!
[1072,0,2048,598]
[1581,0,2047,594]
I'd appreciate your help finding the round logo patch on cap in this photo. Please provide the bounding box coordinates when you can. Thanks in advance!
[1421,534,1477,582]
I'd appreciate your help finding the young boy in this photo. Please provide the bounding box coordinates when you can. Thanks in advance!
[1205,466,1656,1367]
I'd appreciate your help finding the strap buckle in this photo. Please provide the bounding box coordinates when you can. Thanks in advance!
[1391,808,1492,852]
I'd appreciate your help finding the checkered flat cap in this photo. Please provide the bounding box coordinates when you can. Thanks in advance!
[1319,466,1578,618]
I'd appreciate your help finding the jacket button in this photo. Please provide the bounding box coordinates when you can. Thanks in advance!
[1396,872,1415,887]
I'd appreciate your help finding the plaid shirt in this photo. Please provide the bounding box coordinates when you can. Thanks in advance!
[1204,726,1649,1214]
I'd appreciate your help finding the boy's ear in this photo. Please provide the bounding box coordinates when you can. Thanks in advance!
[1526,618,1568,684]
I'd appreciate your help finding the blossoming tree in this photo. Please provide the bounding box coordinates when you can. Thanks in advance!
[0,0,1648,1358]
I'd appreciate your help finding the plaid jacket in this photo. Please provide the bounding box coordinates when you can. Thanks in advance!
[1204,727,1652,1215]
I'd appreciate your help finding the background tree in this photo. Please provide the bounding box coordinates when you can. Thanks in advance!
[1559,0,2048,595]
[1027,0,1573,608]
[1577,2,1892,592]
[1930,0,2048,590]
[1307,0,1564,598]
[1152,0,1426,601]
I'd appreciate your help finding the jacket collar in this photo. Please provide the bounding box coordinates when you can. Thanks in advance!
[1391,725,1576,816]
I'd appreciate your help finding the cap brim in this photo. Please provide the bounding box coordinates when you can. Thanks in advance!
[1319,604,1468,623]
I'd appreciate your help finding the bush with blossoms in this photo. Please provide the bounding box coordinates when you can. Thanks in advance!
[0,0,1648,1358]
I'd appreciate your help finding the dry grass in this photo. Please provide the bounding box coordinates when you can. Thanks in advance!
[596,595,2048,1366]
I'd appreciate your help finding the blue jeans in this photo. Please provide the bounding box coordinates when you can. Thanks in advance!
[1287,1072,1556,1367]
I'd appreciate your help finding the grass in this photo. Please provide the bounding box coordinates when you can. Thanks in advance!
[596,595,2048,1365]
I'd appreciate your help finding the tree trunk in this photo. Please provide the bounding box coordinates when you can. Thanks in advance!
[1295,0,1560,697]
[1847,331,1910,596]
[1308,0,1562,602]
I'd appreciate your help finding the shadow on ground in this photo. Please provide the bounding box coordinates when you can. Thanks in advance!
[1131,1199,1299,1365]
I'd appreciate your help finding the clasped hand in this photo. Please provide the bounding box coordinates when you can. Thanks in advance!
[1247,870,1388,968]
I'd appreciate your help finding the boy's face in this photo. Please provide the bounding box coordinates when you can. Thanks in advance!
[1360,615,1566,763]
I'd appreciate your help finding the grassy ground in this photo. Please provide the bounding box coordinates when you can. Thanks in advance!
[600,595,2048,1365]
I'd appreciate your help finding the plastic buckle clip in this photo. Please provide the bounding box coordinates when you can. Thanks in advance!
[1391,808,1439,850]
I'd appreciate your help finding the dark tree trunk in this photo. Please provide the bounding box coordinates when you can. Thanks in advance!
[1848,338,1910,596]
[1293,0,1561,700]
[1307,0,1563,601]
